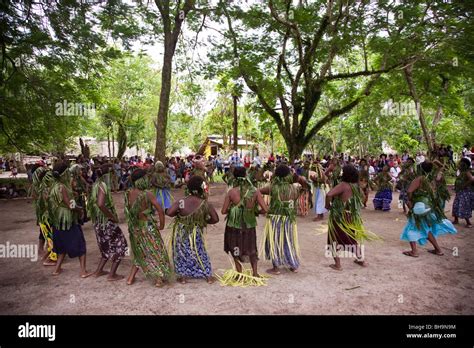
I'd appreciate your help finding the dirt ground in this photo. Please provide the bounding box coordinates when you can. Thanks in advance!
[0,182,472,315]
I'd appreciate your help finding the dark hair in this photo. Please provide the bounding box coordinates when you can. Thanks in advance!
[131,169,147,182]
[406,157,415,164]
[96,164,112,177]
[275,164,290,178]
[420,161,433,174]
[52,162,68,178]
[341,164,359,183]
[234,166,246,178]
[460,158,470,171]
[31,163,41,174]
[359,158,367,165]
[187,175,204,196]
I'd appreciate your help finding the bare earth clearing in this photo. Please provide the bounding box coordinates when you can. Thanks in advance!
[0,183,472,315]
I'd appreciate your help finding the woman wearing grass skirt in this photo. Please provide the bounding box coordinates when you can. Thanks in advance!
[373,165,393,211]
[88,164,128,281]
[297,161,312,216]
[125,169,171,287]
[219,167,268,285]
[49,162,93,278]
[326,165,379,271]
[398,158,416,214]
[401,161,457,257]
[259,164,305,275]
[151,161,173,211]
[166,175,219,284]
[452,158,474,228]
[30,164,57,266]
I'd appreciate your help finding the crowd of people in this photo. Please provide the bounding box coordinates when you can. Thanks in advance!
[27,143,473,287]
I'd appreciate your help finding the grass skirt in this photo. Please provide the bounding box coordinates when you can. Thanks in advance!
[39,222,57,261]
[216,253,269,287]
[156,188,173,210]
[260,214,300,269]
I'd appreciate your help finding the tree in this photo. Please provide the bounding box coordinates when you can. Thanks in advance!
[151,0,195,162]
[206,1,473,159]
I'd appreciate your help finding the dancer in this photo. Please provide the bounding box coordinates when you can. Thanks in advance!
[70,163,89,223]
[310,161,327,221]
[219,167,268,286]
[151,161,173,211]
[432,159,451,210]
[49,162,92,277]
[398,158,416,214]
[88,164,128,281]
[452,158,474,227]
[325,165,378,271]
[259,164,305,275]
[297,161,312,216]
[30,165,56,265]
[401,161,457,257]
[166,176,219,284]
[125,169,171,287]
[373,165,393,211]
[357,159,370,208]
[325,158,341,188]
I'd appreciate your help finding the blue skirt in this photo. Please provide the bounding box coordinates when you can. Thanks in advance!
[172,225,212,278]
[452,189,473,219]
[52,223,86,258]
[400,213,457,245]
[374,189,392,211]
[156,188,173,210]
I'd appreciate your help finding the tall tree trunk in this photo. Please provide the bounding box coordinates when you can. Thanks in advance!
[154,0,194,162]
[154,47,173,162]
[232,95,238,151]
[116,122,127,160]
[107,131,111,159]
[111,124,115,158]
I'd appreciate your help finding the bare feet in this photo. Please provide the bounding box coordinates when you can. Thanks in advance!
[93,270,109,278]
[126,277,135,285]
[466,224,473,228]
[452,219,458,225]
[402,250,419,258]
[427,249,444,256]
[81,271,94,278]
[354,260,367,267]
[289,267,298,273]
[43,260,56,266]
[177,277,187,284]
[155,279,165,287]
[107,274,125,281]
[266,267,281,275]
[52,268,62,276]
[206,276,215,284]
[329,264,342,271]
